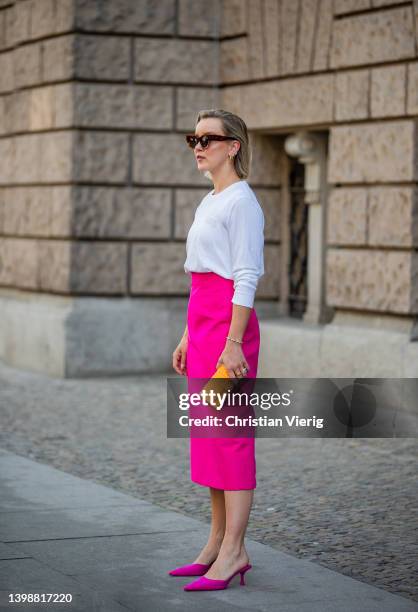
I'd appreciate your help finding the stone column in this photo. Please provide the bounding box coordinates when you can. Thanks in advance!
[284,131,334,324]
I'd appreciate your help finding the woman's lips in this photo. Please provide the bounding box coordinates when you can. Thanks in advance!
[196,156,205,161]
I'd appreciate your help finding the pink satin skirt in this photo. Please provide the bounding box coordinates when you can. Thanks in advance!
[186,271,260,490]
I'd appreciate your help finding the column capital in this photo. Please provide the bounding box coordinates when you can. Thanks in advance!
[284,131,324,164]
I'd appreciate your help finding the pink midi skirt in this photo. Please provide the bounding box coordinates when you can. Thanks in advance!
[186,271,260,490]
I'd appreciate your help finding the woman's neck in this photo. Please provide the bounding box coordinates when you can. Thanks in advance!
[211,168,241,195]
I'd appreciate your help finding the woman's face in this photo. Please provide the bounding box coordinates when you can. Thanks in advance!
[193,118,239,175]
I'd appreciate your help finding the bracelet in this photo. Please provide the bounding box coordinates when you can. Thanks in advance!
[226,335,243,345]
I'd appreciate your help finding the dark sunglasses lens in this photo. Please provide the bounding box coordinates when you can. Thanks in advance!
[186,136,196,148]
[201,136,210,148]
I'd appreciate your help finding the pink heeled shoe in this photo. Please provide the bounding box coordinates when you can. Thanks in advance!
[184,563,252,591]
[168,561,214,577]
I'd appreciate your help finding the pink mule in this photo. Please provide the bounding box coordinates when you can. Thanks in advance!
[168,562,214,577]
[184,563,252,591]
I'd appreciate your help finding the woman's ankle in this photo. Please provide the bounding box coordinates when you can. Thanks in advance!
[218,540,249,562]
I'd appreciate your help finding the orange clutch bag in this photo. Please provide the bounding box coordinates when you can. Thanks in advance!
[200,364,239,410]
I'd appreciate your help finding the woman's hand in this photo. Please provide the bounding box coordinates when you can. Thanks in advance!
[216,340,250,379]
[172,333,188,376]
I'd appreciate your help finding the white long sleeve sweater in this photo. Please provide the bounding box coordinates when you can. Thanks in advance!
[184,180,265,308]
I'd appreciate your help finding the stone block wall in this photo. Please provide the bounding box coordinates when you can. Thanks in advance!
[220,0,418,320]
[1,0,416,376]
[0,0,282,316]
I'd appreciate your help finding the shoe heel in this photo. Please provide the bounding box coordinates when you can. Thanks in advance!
[239,565,251,586]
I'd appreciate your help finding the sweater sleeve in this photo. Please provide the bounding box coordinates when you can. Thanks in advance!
[227,197,265,308]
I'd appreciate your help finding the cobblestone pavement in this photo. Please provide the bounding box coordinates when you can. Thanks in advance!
[0,362,417,603]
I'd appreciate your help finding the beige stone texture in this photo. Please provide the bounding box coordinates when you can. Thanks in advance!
[178,0,220,37]
[0,188,4,232]
[9,0,74,40]
[220,86,243,119]
[220,37,249,83]
[29,87,55,131]
[372,0,408,6]
[334,0,370,14]
[0,11,5,51]
[53,83,75,127]
[222,74,333,129]
[53,188,72,237]
[220,0,246,37]
[30,0,59,39]
[43,34,132,83]
[71,241,128,294]
[4,187,49,236]
[264,0,280,78]
[72,187,172,239]
[258,243,280,299]
[2,85,74,133]
[326,248,418,314]
[328,121,417,183]
[131,243,190,294]
[132,134,210,185]
[415,1,418,53]
[281,0,298,74]
[3,92,26,134]
[74,0,176,34]
[327,188,368,246]
[331,7,415,68]
[38,240,122,294]
[1,134,72,185]
[1,186,72,238]
[14,134,43,184]
[313,0,333,71]
[75,35,130,80]
[334,69,369,121]
[371,64,406,117]
[247,0,264,79]
[0,237,38,289]
[0,51,14,93]
[73,132,130,183]
[39,241,128,294]
[252,188,281,241]
[73,83,173,129]
[56,0,75,33]
[296,0,318,74]
[174,188,210,239]
[368,187,418,247]
[249,134,282,186]
[412,245,418,311]
[134,38,218,85]
[41,132,73,183]
[0,138,14,183]
[4,0,31,47]
[49,187,73,236]
[176,87,220,131]
[42,35,75,82]
[0,97,5,136]
[407,61,418,115]
[14,43,42,88]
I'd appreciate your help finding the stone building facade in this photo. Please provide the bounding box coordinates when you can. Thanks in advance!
[0,0,417,377]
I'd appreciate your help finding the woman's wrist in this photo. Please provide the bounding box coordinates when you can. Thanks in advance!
[226,335,243,345]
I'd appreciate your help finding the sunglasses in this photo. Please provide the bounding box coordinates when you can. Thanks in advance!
[186,134,237,149]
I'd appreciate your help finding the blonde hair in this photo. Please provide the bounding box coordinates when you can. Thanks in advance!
[196,109,251,179]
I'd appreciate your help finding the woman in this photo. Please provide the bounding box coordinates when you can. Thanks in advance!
[170,109,265,592]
